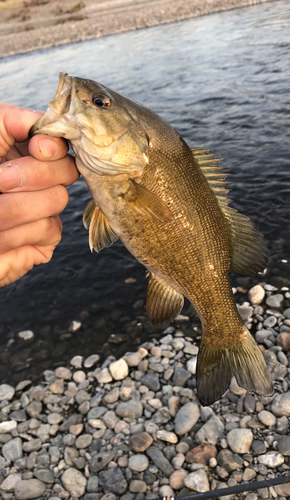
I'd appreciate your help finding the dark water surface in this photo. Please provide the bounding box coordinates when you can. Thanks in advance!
[0,0,289,384]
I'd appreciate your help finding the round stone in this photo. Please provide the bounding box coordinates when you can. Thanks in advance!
[70,355,83,368]
[2,437,23,461]
[75,434,93,448]
[227,429,253,454]
[257,410,276,426]
[277,332,290,351]
[175,402,200,436]
[156,430,178,443]
[128,454,149,472]
[248,285,265,305]
[159,485,174,497]
[18,330,34,342]
[129,432,153,452]
[129,480,147,493]
[84,354,100,368]
[55,367,72,379]
[170,469,188,489]
[266,294,284,309]
[0,384,15,401]
[116,400,143,418]
[73,370,86,383]
[61,467,87,497]
[109,359,129,380]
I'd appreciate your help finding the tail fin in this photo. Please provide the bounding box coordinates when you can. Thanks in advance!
[196,330,274,406]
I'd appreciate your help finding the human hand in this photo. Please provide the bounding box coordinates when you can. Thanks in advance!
[0,103,79,287]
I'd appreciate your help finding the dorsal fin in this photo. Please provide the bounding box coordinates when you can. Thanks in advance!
[83,200,118,252]
[192,148,268,276]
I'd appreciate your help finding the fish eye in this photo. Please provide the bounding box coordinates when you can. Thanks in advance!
[92,95,110,108]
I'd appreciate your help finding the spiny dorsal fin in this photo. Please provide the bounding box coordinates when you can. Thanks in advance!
[83,200,118,252]
[146,272,184,326]
[124,179,173,224]
[192,148,268,276]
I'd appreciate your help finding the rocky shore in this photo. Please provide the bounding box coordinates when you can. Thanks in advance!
[0,284,290,499]
[0,0,271,59]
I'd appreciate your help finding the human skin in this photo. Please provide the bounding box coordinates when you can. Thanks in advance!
[0,103,79,287]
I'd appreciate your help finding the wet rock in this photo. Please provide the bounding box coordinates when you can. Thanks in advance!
[227,428,253,454]
[14,479,46,499]
[184,469,209,492]
[99,467,128,495]
[61,467,87,497]
[195,415,224,445]
[175,402,200,436]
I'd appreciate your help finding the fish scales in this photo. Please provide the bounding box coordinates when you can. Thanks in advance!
[30,73,274,405]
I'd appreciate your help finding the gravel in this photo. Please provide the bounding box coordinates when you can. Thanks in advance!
[0,282,290,499]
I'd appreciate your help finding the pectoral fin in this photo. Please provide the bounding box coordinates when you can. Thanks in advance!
[146,273,184,325]
[83,200,118,252]
[123,179,173,224]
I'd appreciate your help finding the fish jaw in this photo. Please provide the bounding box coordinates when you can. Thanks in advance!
[30,72,149,176]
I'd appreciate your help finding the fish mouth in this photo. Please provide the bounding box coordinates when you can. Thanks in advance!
[29,73,80,140]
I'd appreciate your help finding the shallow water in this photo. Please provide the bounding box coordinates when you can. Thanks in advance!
[0,0,289,383]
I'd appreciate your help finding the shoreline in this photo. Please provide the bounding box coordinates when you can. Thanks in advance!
[0,0,272,59]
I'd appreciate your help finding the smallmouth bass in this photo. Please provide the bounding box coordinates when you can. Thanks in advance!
[30,73,273,405]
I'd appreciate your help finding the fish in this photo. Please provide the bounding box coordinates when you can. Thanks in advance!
[30,72,274,405]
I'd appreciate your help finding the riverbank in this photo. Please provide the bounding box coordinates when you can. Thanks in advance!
[0,0,272,59]
[0,283,290,499]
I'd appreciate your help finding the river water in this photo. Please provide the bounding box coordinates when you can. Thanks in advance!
[0,0,289,384]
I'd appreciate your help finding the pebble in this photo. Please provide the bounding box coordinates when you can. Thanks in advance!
[109,359,129,380]
[258,452,284,468]
[271,392,290,416]
[257,410,276,426]
[61,467,87,497]
[174,402,200,435]
[248,284,265,305]
[195,415,224,445]
[227,428,253,454]
[0,420,17,433]
[14,479,46,499]
[2,437,23,461]
[116,400,143,418]
[84,354,100,368]
[129,432,153,452]
[266,294,284,309]
[0,383,15,401]
[128,454,149,472]
[18,330,34,342]
[184,469,210,492]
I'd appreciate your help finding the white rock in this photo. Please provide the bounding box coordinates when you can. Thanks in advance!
[229,376,247,396]
[70,355,83,368]
[258,410,276,426]
[156,430,178,443]
[109,358,129,380]
[186,356,197,375]
[271,392,290,417]
[0,420,17,433]
[95,368,113,384]
[0,384,15,401]
[84,354,100,368]
[184,469,209,492]
[258,452,284,468]
[69,320,82,332]
[227,428,253,454]
[18,330,34,342]
[195,416,224,446]
[248,285,265,305]
[61,467,87,497]
[0,473,21,491]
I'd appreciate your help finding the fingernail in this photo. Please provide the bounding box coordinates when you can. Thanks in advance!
[39,139,59,159]
[0,164,22,191]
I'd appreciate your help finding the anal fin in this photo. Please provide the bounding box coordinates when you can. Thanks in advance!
[146,273,184,326]
[83,200,118,252]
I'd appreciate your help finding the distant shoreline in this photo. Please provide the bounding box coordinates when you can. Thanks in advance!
[0,0,272,59]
